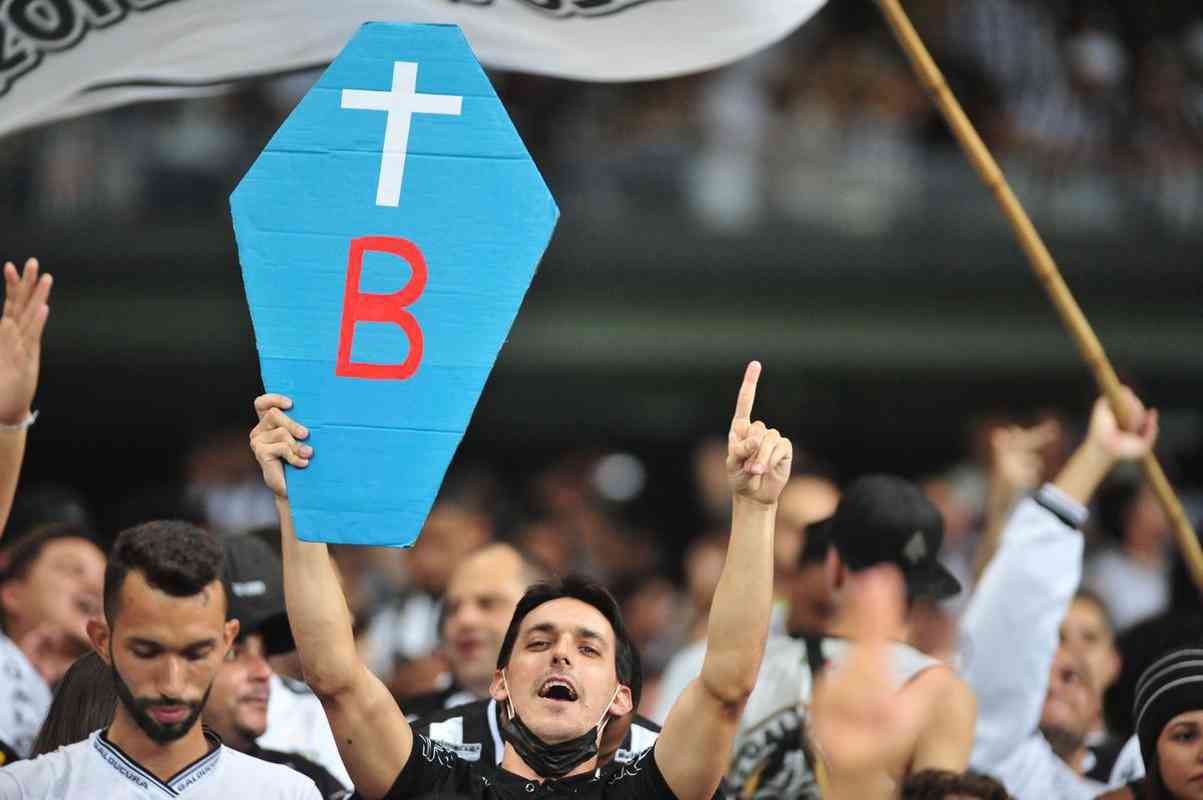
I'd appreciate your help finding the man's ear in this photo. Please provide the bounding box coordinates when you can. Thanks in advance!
[88,617,111,664]
[0,582,22,624]
[489,669,509,705]
[1103,649,1122,691]
[224,619,240,649]
[609,684,634,718]
[824,548,843,594]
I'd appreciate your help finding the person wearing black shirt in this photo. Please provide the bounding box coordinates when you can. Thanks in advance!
[250,361,793,800]
[414,697,662,769]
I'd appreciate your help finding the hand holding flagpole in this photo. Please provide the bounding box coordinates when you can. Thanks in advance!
[873,0,1203,594]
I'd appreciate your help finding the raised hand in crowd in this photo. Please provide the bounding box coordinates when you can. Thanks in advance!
[975,418,1062,579]
[962,386,1159,800]
[653,361,792,799]
[1057,389,1157,507]
[810,565,926,800]
[250,361,792,800]
[0,258,51,540]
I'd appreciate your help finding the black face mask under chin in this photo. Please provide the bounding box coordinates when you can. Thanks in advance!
[499,673,617,779]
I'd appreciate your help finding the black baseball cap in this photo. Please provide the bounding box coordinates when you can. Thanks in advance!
[222,534,295,656]
[819,474,961,601]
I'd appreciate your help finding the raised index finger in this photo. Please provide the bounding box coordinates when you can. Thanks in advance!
[731,361,761,427]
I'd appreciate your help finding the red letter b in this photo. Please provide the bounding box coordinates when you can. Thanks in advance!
[335,236,427,380]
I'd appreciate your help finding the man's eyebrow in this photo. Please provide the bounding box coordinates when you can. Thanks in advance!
[525,622,558,637]
[128,637,218,652]
[128,637,162,649]
[575,627,606,645]
[181,638,219,651]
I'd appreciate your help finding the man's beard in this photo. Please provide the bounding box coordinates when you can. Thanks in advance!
[1039,722,1086,761]
[110,662,210,744]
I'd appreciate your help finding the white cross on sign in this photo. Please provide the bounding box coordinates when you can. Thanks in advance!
[341,61,463,207]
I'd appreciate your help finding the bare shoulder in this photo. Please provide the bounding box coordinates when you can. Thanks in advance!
[907,664,974,704]
[906,665,976,772]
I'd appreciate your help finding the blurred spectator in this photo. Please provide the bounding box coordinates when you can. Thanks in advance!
[692,437,731,529]
[236,533,353,789]
[400,543,544,719]
[360,502,491,691]
[774,474,840,585]
[186,429,279,535]
[3,484,94,555]
[1038,645,1101,777]
[649,533,726,724]
[203,630,350,799]
[1087,482,1173,631]
[680,533,728,646]
[0,526,105,756]
[1060,590,1127,783]
[613,572,682,713]
[901,768,1013,799]
[783,515,836,637]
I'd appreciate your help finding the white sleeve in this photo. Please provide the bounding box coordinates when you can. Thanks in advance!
[1108,735,1146,786]
[0,769,25,800]
[298,777,323,800]
[960,487,1087,770]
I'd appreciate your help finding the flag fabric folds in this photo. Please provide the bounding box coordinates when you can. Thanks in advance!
[0,0,828,138]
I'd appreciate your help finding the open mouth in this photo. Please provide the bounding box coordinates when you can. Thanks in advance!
[538,678,578,702]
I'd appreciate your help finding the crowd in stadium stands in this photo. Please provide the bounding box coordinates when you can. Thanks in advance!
[1,3,1202,798]
[1,1,1201,231]
[0,252,1200,800]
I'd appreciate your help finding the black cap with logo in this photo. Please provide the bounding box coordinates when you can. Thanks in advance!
[818,474,961,601]
[221,534,295,655]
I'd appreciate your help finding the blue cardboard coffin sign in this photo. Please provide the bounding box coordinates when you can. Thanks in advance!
[231,23,559,546]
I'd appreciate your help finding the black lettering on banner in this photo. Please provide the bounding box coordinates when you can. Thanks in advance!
[0,18,37,96]
[76,0,124,28]
[8,0,80,47]
[124,0,175,10]
[510,0,667,18]
[0,0,180,99]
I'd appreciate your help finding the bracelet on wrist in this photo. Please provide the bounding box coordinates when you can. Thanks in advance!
[0,410,38,432]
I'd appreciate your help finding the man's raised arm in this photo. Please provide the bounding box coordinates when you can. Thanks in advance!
[656,362,792,800]
[0,259,51,541]
[251,394,412,800]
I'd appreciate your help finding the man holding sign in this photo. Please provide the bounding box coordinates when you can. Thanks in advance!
[249,361,792,799]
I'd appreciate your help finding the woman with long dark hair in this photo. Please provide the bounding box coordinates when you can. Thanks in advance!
[29,651,115,756]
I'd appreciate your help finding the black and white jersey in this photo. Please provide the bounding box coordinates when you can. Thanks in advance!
[246,744,352,800]
[0,729,322,799]
[412,698,661,767]
[401,684,478,723]
[0,631,52,759]
[384,736,678,800]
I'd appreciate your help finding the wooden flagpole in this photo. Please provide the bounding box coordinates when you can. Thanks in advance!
[872,0,1203,592]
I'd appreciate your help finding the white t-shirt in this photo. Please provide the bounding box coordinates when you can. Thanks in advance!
[0,729,321,799]
[0,631,52,758]
[1085,549,1169,632]
[260,675,352,790]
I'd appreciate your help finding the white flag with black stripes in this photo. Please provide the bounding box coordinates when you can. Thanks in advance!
[0,0,828,138]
